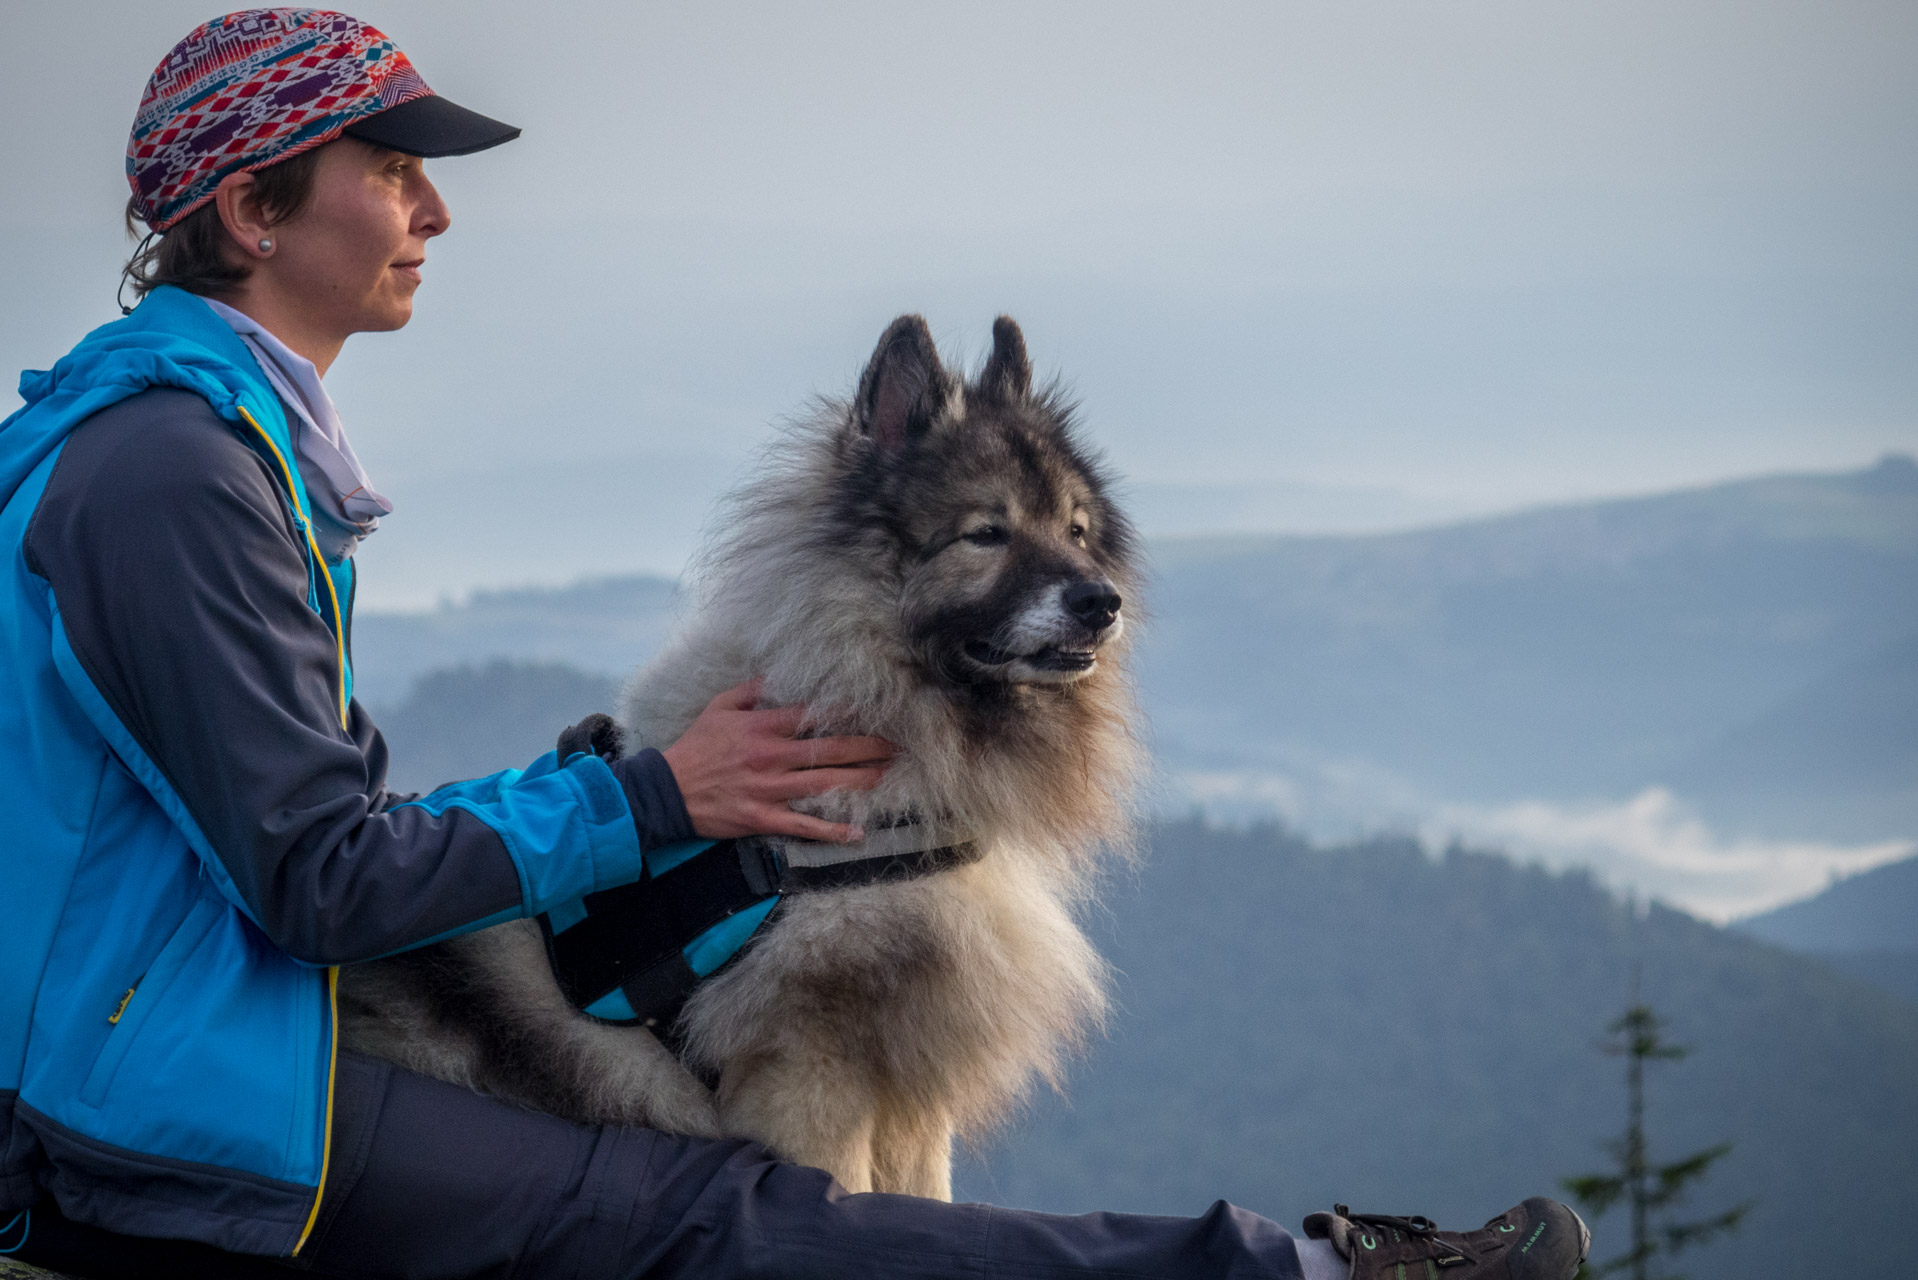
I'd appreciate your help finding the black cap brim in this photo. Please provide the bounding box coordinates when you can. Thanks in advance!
[342,94,520,158]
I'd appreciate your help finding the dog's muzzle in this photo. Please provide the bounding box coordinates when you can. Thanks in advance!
[965,578,1122,678]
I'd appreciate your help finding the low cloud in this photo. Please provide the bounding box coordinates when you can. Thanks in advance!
[1165,770,1915,924]
[1424,787,1915,924]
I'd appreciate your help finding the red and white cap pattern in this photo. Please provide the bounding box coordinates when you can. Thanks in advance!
[128,9,431,231]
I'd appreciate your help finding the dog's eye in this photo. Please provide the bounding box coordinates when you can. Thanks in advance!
[1069,523,1087,542]
[963,526,1009,547]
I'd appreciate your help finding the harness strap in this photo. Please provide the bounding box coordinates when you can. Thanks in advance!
[774,839,982,892]
[775,815,977,869]
[538,820,981,1040]
[540,837,781,1023]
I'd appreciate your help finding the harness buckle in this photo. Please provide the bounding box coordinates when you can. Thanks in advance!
[737,837,785,897]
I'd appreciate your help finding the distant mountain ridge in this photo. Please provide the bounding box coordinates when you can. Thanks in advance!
[1670,630,1918,838]
[1735,854,1918,954]
[1151,453,1918,578]
[1142,454,1918,839]
[353,574,679,705]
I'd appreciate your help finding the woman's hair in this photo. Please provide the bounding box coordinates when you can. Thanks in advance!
[121,145,326,301]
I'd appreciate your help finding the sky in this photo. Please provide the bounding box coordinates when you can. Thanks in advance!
[5,0,1917,606]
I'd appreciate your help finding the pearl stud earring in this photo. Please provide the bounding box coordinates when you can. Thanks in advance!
[257,238,273,253]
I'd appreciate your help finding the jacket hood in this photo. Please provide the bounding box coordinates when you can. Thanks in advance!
[0,286,292,513]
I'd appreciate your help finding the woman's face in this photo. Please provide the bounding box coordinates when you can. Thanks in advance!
[262,138,451,337]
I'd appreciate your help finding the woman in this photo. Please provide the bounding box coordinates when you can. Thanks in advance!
[0,12,1584,1280]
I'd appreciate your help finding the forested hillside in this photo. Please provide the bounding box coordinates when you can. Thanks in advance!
[952,822,1918,1280]
[374,661,620,794]
[1734,853,1918,1007]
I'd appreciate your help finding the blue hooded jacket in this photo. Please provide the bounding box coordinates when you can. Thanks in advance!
[0,288,684,1255]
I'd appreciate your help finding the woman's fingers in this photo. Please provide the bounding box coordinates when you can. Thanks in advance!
[709,677,765,713]
[746,708,895,761]
[778,734,896,769]
[767,764,888,801]
[753,702,809,733]
[660,676,896,841]
[755,808,864,845]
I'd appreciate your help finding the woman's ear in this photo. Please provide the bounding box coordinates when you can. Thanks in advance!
[213,170,276,262]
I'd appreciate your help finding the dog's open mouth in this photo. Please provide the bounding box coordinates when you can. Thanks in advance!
[965,640,1097,672]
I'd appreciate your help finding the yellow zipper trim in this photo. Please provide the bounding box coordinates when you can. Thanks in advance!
[293,965,340,1256]
[234,406,348,729]
[236,404,345,1252]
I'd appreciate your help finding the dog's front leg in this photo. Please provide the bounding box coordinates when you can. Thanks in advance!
[871,1099,954,1200]
[717,1051,879,1193]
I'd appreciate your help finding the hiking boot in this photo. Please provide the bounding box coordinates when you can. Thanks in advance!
[1301,1197,1589,1279]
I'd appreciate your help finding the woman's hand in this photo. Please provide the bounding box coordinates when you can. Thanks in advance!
[661,679,895,844]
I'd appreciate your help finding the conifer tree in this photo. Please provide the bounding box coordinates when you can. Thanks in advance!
[1561,999,1751,1280]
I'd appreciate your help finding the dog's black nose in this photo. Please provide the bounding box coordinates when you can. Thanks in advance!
[1063,580,1122,631]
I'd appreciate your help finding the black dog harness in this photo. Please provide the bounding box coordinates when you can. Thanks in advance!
[540,793,979,1040]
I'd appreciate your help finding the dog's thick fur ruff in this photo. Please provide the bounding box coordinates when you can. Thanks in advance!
[339,315,1142,1198]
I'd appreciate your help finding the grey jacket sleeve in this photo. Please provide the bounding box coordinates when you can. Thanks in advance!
[23,388,692,965]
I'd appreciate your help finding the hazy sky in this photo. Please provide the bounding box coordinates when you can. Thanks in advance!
[6,0,1915,604]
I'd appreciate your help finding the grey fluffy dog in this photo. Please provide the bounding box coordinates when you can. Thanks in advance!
[340,315,1143,1198]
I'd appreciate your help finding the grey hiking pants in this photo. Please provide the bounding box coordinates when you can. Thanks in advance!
[13,1052,1304,1280]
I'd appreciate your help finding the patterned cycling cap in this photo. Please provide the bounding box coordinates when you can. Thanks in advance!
[128,9,519,232]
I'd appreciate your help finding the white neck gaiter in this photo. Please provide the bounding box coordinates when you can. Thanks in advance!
[205,297,393,561]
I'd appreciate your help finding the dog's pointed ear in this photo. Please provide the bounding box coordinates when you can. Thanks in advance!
[856,315,949,455]
[980,315,1031,401]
